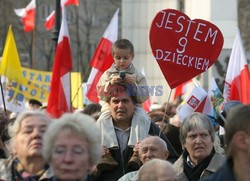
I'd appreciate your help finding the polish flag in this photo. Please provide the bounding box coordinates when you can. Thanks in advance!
[65,0,79,6]
[44,0,78,31]
[223,28,250,104]
[44,10,55,31]
[178,86,214,121]
[142,99,151,112]
[141,68,151,112]
[14,0,36,32]
[173,79,192,101]
[86,9,119,103]
[46,7,73,118]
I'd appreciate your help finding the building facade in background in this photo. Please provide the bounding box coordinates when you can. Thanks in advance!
[122,0,249,104]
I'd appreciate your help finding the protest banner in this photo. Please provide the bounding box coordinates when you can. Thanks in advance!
[149,9,224,89]
[5,67,82,108]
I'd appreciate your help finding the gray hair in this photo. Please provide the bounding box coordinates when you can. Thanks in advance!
[139,136,168,154]
[8,110,51,153]
[42,113,102,166]
[225,105,250,155]
[179,112,215,146]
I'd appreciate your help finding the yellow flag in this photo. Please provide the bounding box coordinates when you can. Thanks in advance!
[71,72,83,108]
[0,25,24,84]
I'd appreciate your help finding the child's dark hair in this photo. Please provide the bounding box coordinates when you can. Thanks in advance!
[112,39,134,56]
[106,84,137,105]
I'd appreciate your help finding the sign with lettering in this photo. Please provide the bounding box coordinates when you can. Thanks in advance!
[149,9,224,89]
[6,67,83,108]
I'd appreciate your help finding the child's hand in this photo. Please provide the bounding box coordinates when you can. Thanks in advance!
[110,76,123,85]
[124,75,135,84]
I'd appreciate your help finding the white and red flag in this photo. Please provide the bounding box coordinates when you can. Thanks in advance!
[173,79,192,101]
[178,86,214,121]
[142,99,151,112]
[86,9,119,103]
[44,0,79,31]
[44,10,55,31]
[141,68,151,112]
[46,7,73,118]
[223,28,250,104]
[14,0,36,32]
[65,0,79,6]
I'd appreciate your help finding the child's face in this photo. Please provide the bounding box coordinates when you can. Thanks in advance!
[113,48,134,70]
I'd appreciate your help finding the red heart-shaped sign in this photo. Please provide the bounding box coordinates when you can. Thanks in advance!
[149,9,224,89]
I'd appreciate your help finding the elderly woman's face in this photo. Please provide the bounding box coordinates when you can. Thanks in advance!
[14,116,49,159]
[14,116,48,159]
[184,128,213,164]
[51,130,90,181]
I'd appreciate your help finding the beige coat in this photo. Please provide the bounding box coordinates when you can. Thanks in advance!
[97,64,149,104]
[173,152,225,181]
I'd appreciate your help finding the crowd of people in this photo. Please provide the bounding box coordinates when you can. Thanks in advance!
[0,38,249,181]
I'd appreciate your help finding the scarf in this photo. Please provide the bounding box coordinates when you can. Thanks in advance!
[183,149,215,181]
[97,107,151,148]
[12,158,49,181]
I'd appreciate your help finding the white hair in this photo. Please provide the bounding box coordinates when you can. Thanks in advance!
[42,113,102,165]
[8,110,51,153]
[139,136,168,154]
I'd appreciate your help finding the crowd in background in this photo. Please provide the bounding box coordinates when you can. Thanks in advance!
[0,97,248,181]
[0,38,249,181]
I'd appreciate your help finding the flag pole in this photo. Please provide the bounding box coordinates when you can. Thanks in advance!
[52,0,61,45]
[70,71,72,111]
[159,89,173,137]
[31,29,35,68]
[0,78,8,117]
[71,65,91,104]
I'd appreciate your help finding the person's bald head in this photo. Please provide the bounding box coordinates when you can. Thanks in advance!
[139,136,169,164]
[138,159,177,181]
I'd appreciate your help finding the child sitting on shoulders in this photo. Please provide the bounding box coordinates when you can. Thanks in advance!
[96,38,150,173]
